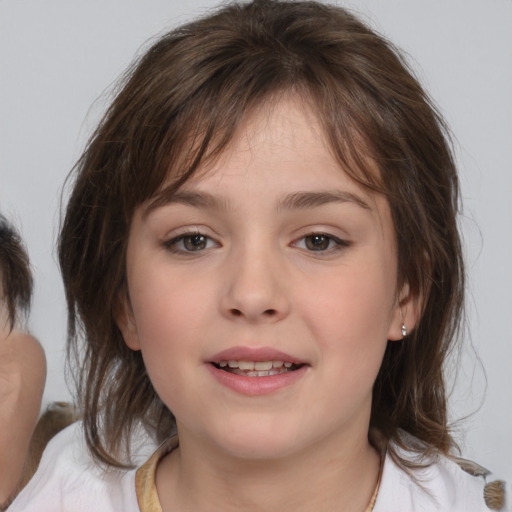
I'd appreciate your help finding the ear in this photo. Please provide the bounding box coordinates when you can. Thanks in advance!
[115,291,141,351]
[387,282,422,341]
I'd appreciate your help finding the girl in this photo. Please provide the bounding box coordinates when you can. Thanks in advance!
[9,0,508,510]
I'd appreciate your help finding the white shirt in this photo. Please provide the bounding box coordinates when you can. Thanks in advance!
[373,444,503,511]
[8,422,155,512]
[9,422,508,512]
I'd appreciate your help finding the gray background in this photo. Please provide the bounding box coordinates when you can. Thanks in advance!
[1,0,511,479]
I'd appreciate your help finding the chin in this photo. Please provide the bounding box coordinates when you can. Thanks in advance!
[208,418,309,461]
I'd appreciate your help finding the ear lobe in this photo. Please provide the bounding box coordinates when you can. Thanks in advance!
[387,282,422,341]
[115,293,141,351]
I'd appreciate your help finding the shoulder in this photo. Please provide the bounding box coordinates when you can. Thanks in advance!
[374,440,510,512]
[0,331,46,395]
[0,331,45,374]
[8,421,156,512]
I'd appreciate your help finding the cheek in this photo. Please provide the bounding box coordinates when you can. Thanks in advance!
[128,278,205,405]
[319,271,393,320]
[127,262,200,355]
[300,258,396,360]
[133,287,201,350]
[307,271,393,410]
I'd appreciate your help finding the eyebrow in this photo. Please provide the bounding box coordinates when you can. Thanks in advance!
[276,191,371,212]
[145,189,371,216]
[144,190,231,217]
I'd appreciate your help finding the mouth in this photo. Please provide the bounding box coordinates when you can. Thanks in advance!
[207,348,308,394]
[211,359,304,377]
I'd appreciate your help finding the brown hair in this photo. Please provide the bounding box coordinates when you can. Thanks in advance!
[59,0,464,468]
[0,214,33,330]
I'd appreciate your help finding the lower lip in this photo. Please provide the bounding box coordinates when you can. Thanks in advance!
[206,364,308,396]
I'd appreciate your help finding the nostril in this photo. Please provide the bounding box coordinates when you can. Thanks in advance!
[229,308,277,318]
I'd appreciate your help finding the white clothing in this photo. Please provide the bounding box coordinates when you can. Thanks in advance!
[8,422,156,512]
[373,445,507,511]
[8,421,508,512]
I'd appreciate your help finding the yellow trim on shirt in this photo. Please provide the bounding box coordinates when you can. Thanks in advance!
[135,435,381,512]
[136,436,179,512]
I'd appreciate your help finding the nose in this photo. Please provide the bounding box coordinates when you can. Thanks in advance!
[220,243,290,323]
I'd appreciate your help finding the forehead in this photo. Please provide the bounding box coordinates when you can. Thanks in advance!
[219,106,380,217]
[140,95,393,236]
[153,95,381,206]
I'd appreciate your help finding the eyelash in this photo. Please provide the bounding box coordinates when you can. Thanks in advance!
[164,232,219,253]
[164,231,349,254]
[292,233,349,253]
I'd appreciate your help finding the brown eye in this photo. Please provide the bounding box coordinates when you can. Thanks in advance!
[183,234,208,251]
[293,233,349,253]
[165,232,217,253]
[305,234,331,251]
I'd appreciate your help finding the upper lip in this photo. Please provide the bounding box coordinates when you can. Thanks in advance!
[209,346,304,364]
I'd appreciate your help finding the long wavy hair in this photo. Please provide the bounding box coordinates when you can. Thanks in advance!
[59,0,464,468]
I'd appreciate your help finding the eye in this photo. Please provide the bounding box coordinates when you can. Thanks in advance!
[165,232,218,253]
[293,233,348,252]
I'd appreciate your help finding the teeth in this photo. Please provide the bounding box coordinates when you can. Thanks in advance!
[254,361,273,371]
[217,360,296,371]
[231,368,289,377]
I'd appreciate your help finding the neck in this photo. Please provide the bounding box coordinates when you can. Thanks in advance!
[156,429,381,512]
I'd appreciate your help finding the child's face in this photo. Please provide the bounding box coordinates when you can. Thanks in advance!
[120,96,408,460]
